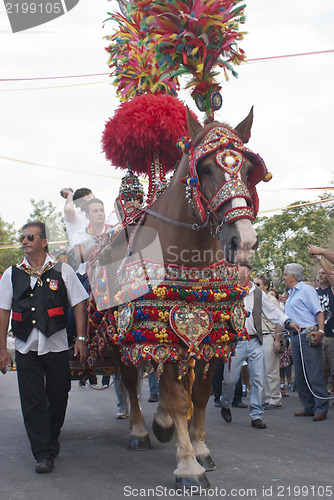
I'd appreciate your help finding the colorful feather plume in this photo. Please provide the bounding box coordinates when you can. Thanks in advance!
[104,9,179,100]
[102,0,247,179]
[131,0,247,119]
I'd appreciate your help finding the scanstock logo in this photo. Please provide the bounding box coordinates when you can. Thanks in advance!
[4,1,80,33]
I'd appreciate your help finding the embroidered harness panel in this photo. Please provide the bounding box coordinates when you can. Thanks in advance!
[87,259,249,376]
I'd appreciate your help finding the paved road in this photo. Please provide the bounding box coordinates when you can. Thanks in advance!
[1,370,333,500]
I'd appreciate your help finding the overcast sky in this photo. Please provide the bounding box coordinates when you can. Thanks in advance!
[0,0,333,234]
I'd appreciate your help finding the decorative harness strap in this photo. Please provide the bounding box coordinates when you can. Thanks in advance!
[145,207,210,231]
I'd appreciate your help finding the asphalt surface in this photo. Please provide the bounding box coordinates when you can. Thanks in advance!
[1,370,333,500]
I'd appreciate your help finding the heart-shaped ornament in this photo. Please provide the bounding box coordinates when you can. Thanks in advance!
[169,304,212,347]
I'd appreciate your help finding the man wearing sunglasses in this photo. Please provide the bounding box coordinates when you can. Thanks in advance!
[0,221,89,473]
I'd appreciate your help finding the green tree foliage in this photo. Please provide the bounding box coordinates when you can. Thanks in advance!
[0,216,22,274]
[0,200,66,274]
[252,199,334,288]
[27,199,66,254]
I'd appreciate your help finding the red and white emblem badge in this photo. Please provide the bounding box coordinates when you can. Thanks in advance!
[49,279,59,291]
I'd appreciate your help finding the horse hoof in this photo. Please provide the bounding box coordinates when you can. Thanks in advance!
[152,419,175,442]
[175,473,210,493]
[129,435,151,451]
[196,454,216,471]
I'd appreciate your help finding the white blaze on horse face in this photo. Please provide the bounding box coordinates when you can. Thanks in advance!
[234,218,258,263]
[231,197,247,208]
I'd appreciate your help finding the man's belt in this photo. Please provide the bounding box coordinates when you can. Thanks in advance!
[291,325,317,336]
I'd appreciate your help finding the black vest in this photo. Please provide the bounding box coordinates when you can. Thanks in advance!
[11,263,68,342]
[252,286,263,344]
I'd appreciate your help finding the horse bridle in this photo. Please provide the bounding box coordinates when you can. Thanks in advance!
[145,126,269,235]
[187,126,261,225]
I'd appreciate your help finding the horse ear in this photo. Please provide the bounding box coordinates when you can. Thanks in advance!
[234,106,254,143]
[186,107,204,143]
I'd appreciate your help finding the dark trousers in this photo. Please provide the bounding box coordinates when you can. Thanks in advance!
[291,334,329,415]
[212,357,242,404]
[15,350,71,460]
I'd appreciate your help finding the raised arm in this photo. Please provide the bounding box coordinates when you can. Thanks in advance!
[61,188,76,223]
[308,245,334,265]
[308,245,334,288]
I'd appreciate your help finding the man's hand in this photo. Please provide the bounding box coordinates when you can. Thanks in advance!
[60,187,74,199]
[311,331,324,346]
[289,322,300,333]
[74,339,88,363]
[0,349,11,374]
[273,337,281,354]
[307,244,322,258]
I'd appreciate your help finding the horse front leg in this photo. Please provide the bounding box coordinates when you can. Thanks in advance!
[120,362,151,450]
[160,363,210,491]
[190,358,219,472]
[152,399,175,443]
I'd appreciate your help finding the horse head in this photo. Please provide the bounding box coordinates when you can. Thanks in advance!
[185,108,270,264]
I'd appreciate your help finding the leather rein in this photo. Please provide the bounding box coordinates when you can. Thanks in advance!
[144,207,210,231]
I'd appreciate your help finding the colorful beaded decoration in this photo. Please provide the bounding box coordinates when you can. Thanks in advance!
[188,126,270,222]
[85,259,249,378]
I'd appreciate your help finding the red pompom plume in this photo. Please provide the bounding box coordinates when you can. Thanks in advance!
[102,94,190,176]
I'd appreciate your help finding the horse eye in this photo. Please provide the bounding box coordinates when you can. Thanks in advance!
[242,161,253,181]
[198,164,211,175]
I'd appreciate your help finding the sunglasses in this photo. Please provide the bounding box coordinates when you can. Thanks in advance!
[19,234,38,243]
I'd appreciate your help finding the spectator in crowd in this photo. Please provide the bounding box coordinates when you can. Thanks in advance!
[71,198,110,270]
[60,187,94,248]
[254,273,284,409]
[279,291,289,310]
[0,221,88,473]
[308,245,334,396]
[280,333,294,393]
[283,263,329,421]
[220,264,299,429]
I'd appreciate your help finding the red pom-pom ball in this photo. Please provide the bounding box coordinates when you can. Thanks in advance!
[102,94,190,176]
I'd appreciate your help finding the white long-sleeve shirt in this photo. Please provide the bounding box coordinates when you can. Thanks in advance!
[244,282,288,336]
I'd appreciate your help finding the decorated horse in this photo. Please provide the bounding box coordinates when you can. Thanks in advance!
[84,0,272,491]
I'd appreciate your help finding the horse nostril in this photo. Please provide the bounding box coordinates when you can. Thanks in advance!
[230,236,240,251]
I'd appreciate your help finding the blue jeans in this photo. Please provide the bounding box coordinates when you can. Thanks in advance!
[221,338,264,420]
[291,333,329,415]
[113,376,128,411]
[148,372,159,396]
